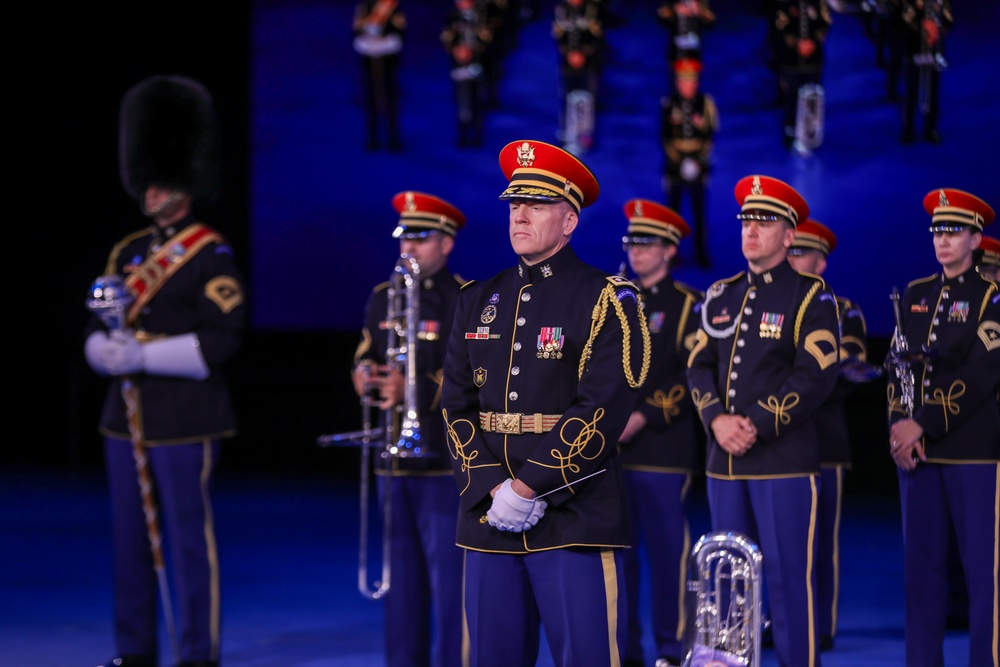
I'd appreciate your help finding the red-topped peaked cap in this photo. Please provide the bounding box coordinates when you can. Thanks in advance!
[623,199,690,245]
[498,140,600,214]
[734,175,809,227]
[978,235,1000,267]
[791,219,837,256]
[391,191,466,238]
[673,58,702,79]
[923,188,995,233]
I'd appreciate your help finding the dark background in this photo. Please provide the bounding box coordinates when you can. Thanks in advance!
[13,0,997,496]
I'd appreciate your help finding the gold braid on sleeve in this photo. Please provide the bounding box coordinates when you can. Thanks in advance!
[579,284,651,388]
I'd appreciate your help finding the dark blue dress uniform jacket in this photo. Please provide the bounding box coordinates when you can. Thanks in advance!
[441,245,647,553]
[686,260,840,477]
[85,216,245,443]
[619,275,704,472]
[817,295,870,466]
[354,266,464,473]
[888,269,1000,460]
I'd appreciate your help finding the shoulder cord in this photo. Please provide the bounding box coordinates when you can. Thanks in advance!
[579,284,651,388]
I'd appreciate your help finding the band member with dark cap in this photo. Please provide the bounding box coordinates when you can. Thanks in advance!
[787,218,872,653]
[441,139,651,667]
[353,0,406,151]
[617,200,704,667]
[660,58,719,268]
[975,234,1000,283]
[898,0,951,144]
[350,191,467,667]
[686,175,840,667]
[885,188,999,667]
[84,75,246,667]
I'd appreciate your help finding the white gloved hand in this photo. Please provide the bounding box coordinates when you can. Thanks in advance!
[143,333,209,379]
[487,479,547,532]
[102,330,144,376]
[84,331,112,376]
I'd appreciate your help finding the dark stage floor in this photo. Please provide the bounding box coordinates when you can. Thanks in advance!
[0,467,975,666]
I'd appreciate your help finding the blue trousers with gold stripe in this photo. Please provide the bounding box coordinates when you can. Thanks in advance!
[622,470,690,664]
[463,547,627,667]
[898,461,999,667]
[105,436,221,664]
[816,465,844,642]
[707,476,820,667]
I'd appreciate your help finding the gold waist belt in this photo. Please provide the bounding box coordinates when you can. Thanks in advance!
[479,411,562,435]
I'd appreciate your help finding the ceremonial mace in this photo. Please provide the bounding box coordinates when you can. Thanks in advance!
[87,275,179,663]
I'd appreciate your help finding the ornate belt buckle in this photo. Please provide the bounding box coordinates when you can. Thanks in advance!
[495,413,522,435]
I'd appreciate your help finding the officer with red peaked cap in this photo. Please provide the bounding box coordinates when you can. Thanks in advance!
[617,199,705,667]
[442,140,650,667]
[687,175,840,666]
[788,217,874,651]
[352,189,468,667]
[977,234,1000,282]
[887,187,999,667]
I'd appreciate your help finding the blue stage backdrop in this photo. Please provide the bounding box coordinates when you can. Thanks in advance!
[250,0,999,337]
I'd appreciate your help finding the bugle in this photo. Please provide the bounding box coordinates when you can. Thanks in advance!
[316,253,424,600]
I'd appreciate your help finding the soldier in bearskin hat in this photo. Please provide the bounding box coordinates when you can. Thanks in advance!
[84,74,245,667]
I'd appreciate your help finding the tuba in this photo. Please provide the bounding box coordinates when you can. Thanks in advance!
[681,531,765,667]
[316,252,424,599]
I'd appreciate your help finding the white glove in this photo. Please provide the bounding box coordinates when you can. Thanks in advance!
[143,333,209,379]
[487,479,547,532]
[102,330,144,376]
[84,331,112,376]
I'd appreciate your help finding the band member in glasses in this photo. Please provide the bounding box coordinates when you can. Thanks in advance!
[885,188,999,667]
[617,200,704,667]
[687,175,840,667]
[351,191,468,667]
[441,140,650,667]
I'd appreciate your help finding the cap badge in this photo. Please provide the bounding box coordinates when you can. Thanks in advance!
[634,201,644,217]
[516,142,536,167]
[939,189,949,208]
[541,264,553,278]
[481,304,497,324]
[537,327,565,359]
[405,191,417,211]
[563,180,572,196]
[751,176,763,196]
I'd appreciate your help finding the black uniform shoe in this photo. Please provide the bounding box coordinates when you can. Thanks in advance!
[175,662,219,667]
[97,657,157,667]
[924,129,941,144]
[623,660,644,667]
[820,634,835,651]
[900,128,916,144]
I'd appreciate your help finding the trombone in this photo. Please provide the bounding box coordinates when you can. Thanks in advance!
[317,253,423,600]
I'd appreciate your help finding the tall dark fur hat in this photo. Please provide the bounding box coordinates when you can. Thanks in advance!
[119,75,218,202]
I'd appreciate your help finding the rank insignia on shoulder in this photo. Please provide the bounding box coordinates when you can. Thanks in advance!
[537,326,565,359]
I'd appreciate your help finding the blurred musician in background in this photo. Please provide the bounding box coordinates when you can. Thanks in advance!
[351,192,467,667]
[656,0,716,68]
[617,200,704,667]
[898,0,951,144]
[977,235,1000,283]
[353,0,407,151]
[441,0,494,148]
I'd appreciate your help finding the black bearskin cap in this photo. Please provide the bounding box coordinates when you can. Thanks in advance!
[119,75,218,202]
